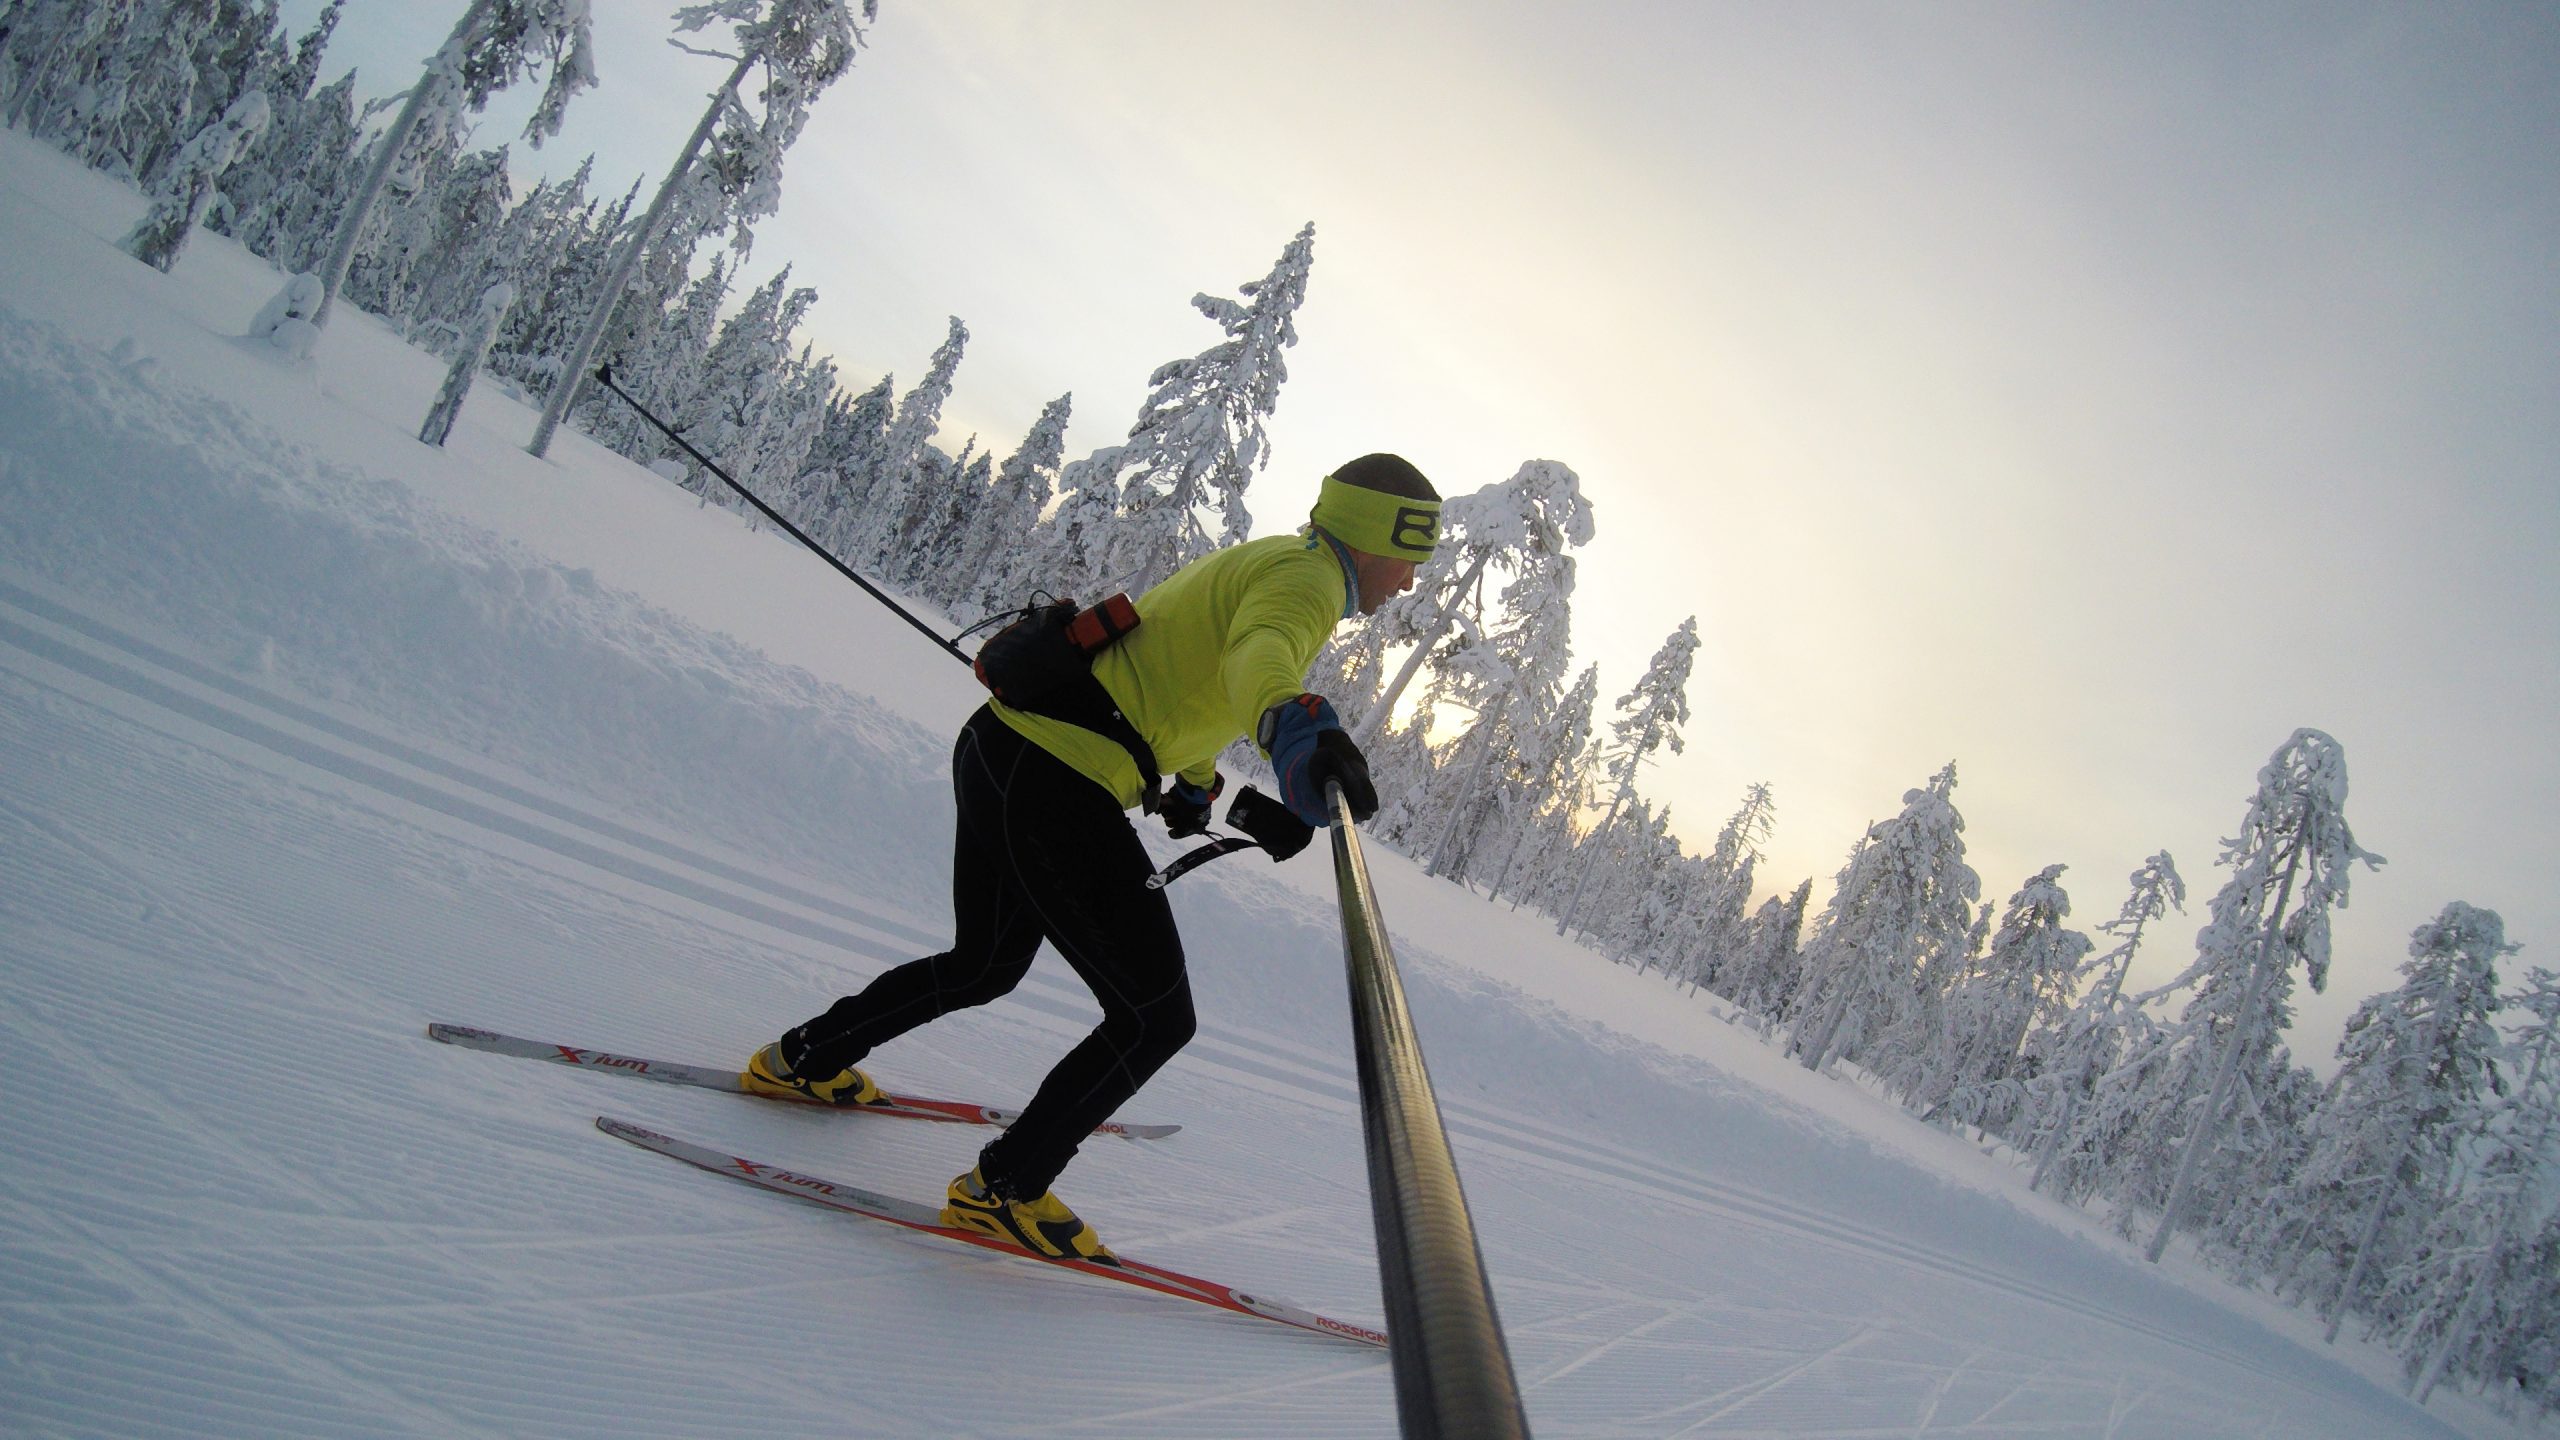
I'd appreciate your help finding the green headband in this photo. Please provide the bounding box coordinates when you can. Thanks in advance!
[1310,474,1440,561]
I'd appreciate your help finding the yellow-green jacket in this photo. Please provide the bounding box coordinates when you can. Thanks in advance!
[992,532,1357,809]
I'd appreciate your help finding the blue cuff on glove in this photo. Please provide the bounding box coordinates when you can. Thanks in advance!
[1258,694,1341,826]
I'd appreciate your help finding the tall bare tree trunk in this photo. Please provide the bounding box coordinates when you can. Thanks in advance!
[1427,688,1511,879]
[528,53,752,459]
[1349,550,1490,749]
[2147,839,2305,1263]
[313,0,491,330]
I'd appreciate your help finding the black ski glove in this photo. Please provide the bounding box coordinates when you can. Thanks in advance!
[1225,785,1314,861]
[1160,773,1221,839]
[1306,730,1377,823]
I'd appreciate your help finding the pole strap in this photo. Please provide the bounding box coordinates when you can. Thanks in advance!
[1144,835,1264,890]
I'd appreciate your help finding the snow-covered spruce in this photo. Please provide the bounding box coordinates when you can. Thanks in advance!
[1557,616,1700,940]
[529,0,874,457]
[851,316,969,575]
[2021,851,2186,1197]
[802,370,895,561]
[311,0,595,329]
[1785,762,1982,1076]
[945,392,1071,621]
[121,91,268,273]
[1678,783,1777,993]
[2128,730,2383,1264]
[1395,466,1598,889]
[2258,902,2512,1341]
[1901,864,2093,1131]
[1075,223,1317,598]
[2378,961,2560,1405]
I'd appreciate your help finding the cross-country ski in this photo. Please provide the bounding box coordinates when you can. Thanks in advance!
[596,1117,1387,1349]
[426,1023,1180,1139]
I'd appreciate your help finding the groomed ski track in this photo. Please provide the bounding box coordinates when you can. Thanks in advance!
[0,127,2479,1437]
[0,567,2459,1437]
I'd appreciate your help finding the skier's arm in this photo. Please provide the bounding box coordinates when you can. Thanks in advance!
[1217,553,1345,738]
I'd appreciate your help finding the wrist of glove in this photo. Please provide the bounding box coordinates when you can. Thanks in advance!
[1160,772,1223,839]
[1257,693,1378,826]
[1224,784,1313,861]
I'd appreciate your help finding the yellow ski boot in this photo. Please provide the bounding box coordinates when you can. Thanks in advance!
[740,1040,883,1107]
[941,1165,1115,1262]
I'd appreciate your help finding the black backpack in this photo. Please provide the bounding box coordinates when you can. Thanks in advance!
[972,595,1163,809]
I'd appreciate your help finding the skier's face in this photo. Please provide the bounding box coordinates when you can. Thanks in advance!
[1351,550,1418,616]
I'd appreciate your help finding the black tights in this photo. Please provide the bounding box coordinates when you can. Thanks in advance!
[786,706,1195,1197]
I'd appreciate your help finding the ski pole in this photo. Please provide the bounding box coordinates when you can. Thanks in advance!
[587,363,970,666]
[590,365,1269,889]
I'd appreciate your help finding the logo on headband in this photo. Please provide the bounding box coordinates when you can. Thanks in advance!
[1391,506,1438,554]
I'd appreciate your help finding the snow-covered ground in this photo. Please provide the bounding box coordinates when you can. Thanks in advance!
[0,127,2518,1438]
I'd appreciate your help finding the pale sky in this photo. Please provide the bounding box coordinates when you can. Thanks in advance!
[292,2,2558,1068]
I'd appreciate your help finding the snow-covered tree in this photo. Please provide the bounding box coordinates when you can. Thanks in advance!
[901,437,988,592]
[1020,448,1118,602]
[418,279,515,446]
[529,0,873,456]
[804,372,893,560]
[2050,1011,2181,1210]
[2275,902,2511,1341]
[1908,865,2093,1130]
[100,0,241,183]
[227,68,361,274]
[1482,662,1601,908]
[2384,964,2558,1403]
[1787,763,1980,1074]
[1720,878,1815,1021]
[216,1,346,262]
[952,393,1071,619]
[851,316,968,574]
[1558,617,1700,937]
[1338,458,1596,745]
[1076,222,1316,595]
[663,268,821,505]
[743,341,836,518]
[122,88,268,272]
[2023,852,2186,1193]
[481,157,620,394]
[1414,526,1587,883]
[41,0,221,180]
[2138,728,2384,1263]
[1604,804,1696,974]
[1683,783,1776,990]
[395,145,518,343]
[309,0,597,329]
[582,251,733,468]
[3,0,143,141]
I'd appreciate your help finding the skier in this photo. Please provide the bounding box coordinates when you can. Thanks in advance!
[741,453,1441,1260]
